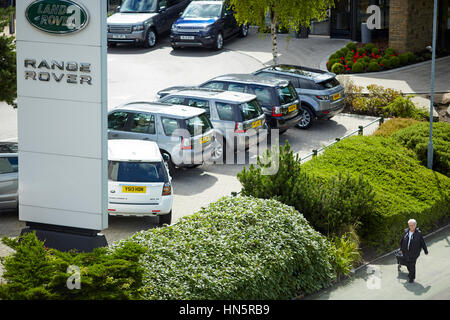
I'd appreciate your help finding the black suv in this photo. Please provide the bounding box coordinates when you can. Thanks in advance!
[158,75,302,131]
[170,0,248,50]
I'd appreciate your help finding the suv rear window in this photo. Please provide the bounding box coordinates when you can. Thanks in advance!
[108,161,168,183]
[239,100,263,121]
[185,114,213,136]
[277,84,298,105]
[315,77,340,90]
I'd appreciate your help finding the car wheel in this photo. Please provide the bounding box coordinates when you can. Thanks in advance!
[143,28,157,48]
[162,152,175,175]
[158,211,172,227]
[296,107,314,129]
[212,135,227,163]
[214,32,224,50]
[240,24,249,37]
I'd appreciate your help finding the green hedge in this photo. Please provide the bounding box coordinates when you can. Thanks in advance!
[113,196,339,299]
[302,136,450,250]
[373,118,421,137]
[391,122,450,177]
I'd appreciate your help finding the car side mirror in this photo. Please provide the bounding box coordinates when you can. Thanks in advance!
[116,6,120,12]
[159,6,166,12]
[162,153,170,162]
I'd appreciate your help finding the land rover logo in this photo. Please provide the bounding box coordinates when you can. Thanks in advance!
[25,0,89,35]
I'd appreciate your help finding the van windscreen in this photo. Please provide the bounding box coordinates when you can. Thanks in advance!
[108,161,168,183]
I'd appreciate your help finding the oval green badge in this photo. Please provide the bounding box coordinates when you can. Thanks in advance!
[26,0,89,35]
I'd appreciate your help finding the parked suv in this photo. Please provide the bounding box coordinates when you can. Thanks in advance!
[108,102,216,172]
[107,0,191,48]
[170,0,248,50]
[0,142,18,212]
[108,139,173,226]
[253,65,345,129]
[159,88,268,160]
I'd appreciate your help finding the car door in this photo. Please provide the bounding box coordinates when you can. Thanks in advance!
[121,112,158,142]
[108,111,132,139]
[222,4,236,38]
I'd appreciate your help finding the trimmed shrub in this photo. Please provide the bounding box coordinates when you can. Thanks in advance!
[373,118,421,137]
[399,53,409,66]
[406,51,417,64]
[113,196,339,299]
[357,48,365,56]
[371,47,380,55]
[327,59,340,71]
[329,53,339,60]
[364,43,375,52]
[346,42,357,51]
[0,233,146,300]
[391,122,450,177]
[331,62,345,74]
[384,47,396,56]
[302,136,450,250]
[352,62,365,73]
[380,58,391,69]
[368,61,381,72]
[340,47,349,55]
[390,56,400,68]
[351,84,402,116]
[383,96,429,120]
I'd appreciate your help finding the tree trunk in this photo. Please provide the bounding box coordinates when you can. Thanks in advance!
[270,10,278,65]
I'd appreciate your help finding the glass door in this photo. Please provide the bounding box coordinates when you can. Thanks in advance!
[331,0,352,38]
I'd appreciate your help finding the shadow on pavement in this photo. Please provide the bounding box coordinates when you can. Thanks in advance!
[403,281,432,296]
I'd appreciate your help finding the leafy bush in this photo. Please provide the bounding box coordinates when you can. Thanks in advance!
[346,42,357,51]
[237,142,377,237]
[406,51,417,64]
[0,233,146,300]
[351,84,401,116]
[368,61,381,72]
[380,58,391,69]
[113,196,339,299]
[383,96,429,120]
[0,8,17,107]
[364,43,375,52]
[331,63,345,74]
[390,56,400,68]
[302,136,450,250]
[371,47,380,55]
[399,53,409,66]
[384,47,396,56]
[373,118,421,137]
[352,62,364,73]
[391,122,450,177]
[329,229,361,279]
[327,59,340,71]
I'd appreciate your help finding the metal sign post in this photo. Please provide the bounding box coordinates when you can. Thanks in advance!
[16,0,108,252]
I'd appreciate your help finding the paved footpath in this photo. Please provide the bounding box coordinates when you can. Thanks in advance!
[307,225,450,300]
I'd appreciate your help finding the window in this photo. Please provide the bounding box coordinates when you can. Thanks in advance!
[216,102,235,121]
[277,84,298,105]
[298,78,316,90]
[159,0,167,9]
[228,83,245,93]
[164,96,186,105]
[239,100,263,121]
[315,77,340,90]
[108,112,129,131]
[162,117,180,136]
[130,113,155,134]
[182,1,222,18]
[247,86,274,106]
[0,157,17,174]
[108,161,168,183]
[187,99,210,117]
[185,114,213,136]
[119,0,158,13]
[201,81,225,90]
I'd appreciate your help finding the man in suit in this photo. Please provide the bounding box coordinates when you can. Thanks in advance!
[399,219,429,283]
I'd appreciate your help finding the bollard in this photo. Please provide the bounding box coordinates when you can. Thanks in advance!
[379,117,384,125]
[358,125,364,136]
[312,149,318,158]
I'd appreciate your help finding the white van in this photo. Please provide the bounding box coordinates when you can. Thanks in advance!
[108,139,173,226]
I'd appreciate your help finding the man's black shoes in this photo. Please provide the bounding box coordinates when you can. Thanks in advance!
[408,279,414,283]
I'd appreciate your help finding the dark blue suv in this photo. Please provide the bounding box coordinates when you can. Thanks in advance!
[170,0,248,50]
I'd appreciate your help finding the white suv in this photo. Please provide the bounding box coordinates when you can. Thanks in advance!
[108,139,173,226]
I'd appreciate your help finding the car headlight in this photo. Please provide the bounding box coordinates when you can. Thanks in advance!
[202,25,213,32]
[171,24,178,32]
[132,25,145,31]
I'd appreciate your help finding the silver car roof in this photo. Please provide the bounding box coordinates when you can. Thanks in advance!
[111,101,206,119]
[164,88,257,104]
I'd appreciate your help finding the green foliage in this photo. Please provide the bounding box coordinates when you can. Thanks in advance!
[373,118,421,137]
[399,53,409,66]
[371,47,380,55]
[390,56,400,68]
[352,62,364,73]
[302,136,450,250]
[406,51,417,64]
[364,43,375,52]
[368,61,381,72]
[329,229,361,279]
[383,96,429,120]
[113,196,339,299]
[357,48,365,56]
[391,122,450,177]
[237,142,377,237]
[0,233,146,300]
[331,62,345,74]
[351,84,401,116]
[0,7,17,107]
[380,58,391,69]
[346,42,357,51]
[384,47,396,56]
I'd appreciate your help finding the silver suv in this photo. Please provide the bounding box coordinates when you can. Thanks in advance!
[0,142,18,212]
[159,88,268,161]
[108,102,217,172]
[107,0,191,48]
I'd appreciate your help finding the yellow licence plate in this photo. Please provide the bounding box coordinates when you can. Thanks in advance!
[333,93,341,101]
[122,186,146,193]
[252,120,262,128]
[288,104,297,112]
[200,136,210,144]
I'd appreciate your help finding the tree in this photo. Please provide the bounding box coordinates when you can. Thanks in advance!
[229,0,335,65]
[0,6,16,107]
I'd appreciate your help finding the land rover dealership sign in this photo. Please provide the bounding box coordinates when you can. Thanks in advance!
[17,0,108,232]
[26,0,89,34]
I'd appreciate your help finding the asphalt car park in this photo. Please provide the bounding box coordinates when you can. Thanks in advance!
[0,28,380,244]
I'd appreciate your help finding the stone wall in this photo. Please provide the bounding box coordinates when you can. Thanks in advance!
[389,0,434,53]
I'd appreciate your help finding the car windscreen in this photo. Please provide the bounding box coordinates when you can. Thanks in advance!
[277,84,298,105]
[315,77,340,90]
[185,113,213,136]
[182,2,222,18]
[119,0,158,13]
[240,100,264,121]
[108,161,168,183]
